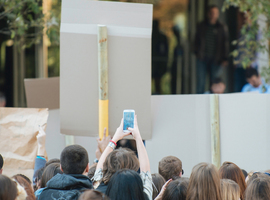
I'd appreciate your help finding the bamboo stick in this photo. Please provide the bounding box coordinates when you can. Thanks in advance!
[98,25,109,139]
[210,94,221,168]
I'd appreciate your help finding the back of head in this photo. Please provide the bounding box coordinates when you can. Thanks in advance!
[152,173,166,199]
[60,144,89,174]
[247,172,270,185]
[158,156,182,181]
[186,162,222,200]
[45,158,60,167]
[0,154,3,174]
[0,174,18,200]
[246,67,259,79]
[106,169,146,200]
[219,161,246,199]
[102,148,139,184]
[78,190,109,200]
[88,163,97,180]
[41,163,63,188]
[220,179,240,200]
[245,175,270,200]
[162,178,189,200]
[12,174,35,200]
[241,169,248,179]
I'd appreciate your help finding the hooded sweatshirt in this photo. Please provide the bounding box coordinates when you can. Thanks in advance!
[39,173,93,200]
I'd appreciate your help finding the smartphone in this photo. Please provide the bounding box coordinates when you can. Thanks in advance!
[123,109,135,132]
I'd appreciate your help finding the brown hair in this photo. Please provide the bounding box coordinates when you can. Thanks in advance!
[102,148,139,184]
[151,173,166,199]
[88,163,97,180]
[40,163,63,188]
[0,175,17,200]
[220,179,240,200]
[219,161,246,200]
[158,156,182,181]
[162,178,189,200]
[186,162,222,200]
[247,172,270,185]
[78,189,109,200]
[245,175,270,200]
[12,174,35,200]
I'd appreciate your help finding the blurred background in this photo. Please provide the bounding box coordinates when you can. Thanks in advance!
[0,0,269,106]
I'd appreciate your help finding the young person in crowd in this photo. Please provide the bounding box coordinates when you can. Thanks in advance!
[92,116,152,199]
[33,127,47,186]
[246,171,270,185]
[151,173,166,199]
[0,174,18,200]
[78,190,109,200]
[220,179,240,200]
[106,169,149,200]
[245,175,270,200]
[88,163,97,180]
[186,162,222,200]
[158,156,183,181]
[12,174,35,200]
[39,144,93,200]
[219,161,246,200]
[161,178,189,200]
[35,163,63,199]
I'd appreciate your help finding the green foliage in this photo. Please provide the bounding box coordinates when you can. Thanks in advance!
[223,0,270,77]
[0,0,60,47]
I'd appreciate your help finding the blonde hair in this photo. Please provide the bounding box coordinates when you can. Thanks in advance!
[186,162,222,200]
[14,181,27,200]
[221,179,240,200]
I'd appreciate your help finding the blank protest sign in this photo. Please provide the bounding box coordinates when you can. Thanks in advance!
[60,0,153,139]
[219,93,270,172]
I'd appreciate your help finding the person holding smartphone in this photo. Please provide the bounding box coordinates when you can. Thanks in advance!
[92,116,152,200]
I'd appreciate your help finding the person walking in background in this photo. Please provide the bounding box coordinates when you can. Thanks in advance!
[194,5,229,94]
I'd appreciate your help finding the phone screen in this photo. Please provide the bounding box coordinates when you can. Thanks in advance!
[123,111,134,131]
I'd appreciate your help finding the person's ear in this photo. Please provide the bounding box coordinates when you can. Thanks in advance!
[60,165,64,172]
[179,171,182,177]
[82,163,90,176]
[85,163,90,173]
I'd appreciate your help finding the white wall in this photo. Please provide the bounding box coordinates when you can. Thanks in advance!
[46,94,270,177]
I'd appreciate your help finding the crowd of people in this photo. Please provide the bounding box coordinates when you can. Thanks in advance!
[1,116,270,200]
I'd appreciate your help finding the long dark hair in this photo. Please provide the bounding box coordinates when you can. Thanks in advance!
[41,163,63,188]
[105,169,147,200]
[162,178,189,200]
[0,175,17,200]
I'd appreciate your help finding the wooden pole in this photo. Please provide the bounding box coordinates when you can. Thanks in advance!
[210,94,221,168]
[98,25,109,139]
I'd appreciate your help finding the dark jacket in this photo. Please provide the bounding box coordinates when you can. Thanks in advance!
[39,173,93,200]
[96,181,108,194]
[194,20,229,64]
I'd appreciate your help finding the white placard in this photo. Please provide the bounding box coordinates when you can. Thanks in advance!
[60,0,153,139]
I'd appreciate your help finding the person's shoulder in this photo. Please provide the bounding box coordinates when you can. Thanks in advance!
[241,83,252,92]
[96,181,108,194]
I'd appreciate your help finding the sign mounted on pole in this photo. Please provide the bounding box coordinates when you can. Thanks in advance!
[60,0,153,139]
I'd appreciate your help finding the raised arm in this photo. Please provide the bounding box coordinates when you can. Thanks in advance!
[128,116,150,173]
[96,119,130,170]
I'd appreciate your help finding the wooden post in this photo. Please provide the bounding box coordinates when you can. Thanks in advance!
[210,94,221,168]
[98,25,109,139]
